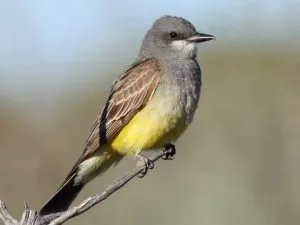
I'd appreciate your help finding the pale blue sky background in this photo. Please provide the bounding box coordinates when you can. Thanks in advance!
[0,0,299,104]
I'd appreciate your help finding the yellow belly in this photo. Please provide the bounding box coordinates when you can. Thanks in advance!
[110,103,186,155]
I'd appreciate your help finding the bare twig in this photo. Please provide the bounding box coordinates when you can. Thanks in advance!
[0,149,168,225]
[0,201,18,225]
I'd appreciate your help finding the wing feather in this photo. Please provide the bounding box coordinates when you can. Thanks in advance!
[65,58,162,179]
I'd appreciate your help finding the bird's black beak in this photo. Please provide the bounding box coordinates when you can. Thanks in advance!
[186,32,215,43]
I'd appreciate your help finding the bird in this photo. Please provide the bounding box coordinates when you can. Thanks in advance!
[39,15,215,215]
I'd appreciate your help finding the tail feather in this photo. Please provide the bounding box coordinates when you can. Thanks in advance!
[39,173,84,216]
[39,150,123,216]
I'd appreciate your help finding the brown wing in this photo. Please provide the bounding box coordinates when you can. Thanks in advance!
[65,58,162,179]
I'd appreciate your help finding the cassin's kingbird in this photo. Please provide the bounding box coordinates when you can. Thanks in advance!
[39,15,215,215]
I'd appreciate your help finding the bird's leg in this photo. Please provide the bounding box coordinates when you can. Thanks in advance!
[136,154,154,178]
[162,144,176,160]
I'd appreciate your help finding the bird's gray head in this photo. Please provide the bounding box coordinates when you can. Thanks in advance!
[139,15,215,60]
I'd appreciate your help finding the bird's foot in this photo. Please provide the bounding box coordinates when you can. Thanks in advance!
[136,154,154,178]
[162,144,176,160]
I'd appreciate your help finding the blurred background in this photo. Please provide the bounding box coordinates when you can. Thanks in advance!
[0,1,299,225]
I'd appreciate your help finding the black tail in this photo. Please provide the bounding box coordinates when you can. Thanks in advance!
[39,174,84,216]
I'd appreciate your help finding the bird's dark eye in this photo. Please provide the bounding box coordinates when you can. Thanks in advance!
[169,31,178,38]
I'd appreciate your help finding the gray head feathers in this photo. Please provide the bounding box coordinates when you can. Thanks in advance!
[139,15,198,60]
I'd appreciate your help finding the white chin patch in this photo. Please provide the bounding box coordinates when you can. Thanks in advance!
[171,40,197,58]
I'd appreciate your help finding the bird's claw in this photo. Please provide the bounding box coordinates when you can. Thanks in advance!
[136,154,154,178]
[162,144,176,160]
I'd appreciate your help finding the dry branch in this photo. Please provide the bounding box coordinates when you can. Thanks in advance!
[0,149,168,225]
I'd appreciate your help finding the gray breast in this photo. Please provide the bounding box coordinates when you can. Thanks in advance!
[163,58,202,124]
